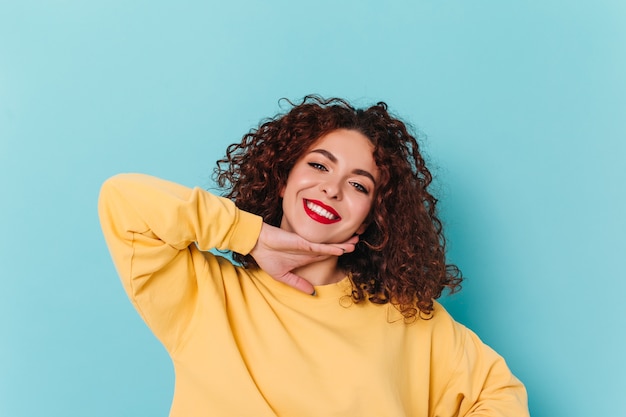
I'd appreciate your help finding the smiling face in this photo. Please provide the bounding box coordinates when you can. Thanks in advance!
[279,129,379,244]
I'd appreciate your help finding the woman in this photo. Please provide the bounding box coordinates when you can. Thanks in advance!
[99,96,529,416]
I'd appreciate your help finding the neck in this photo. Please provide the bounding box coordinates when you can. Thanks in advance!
[293,256,345,286]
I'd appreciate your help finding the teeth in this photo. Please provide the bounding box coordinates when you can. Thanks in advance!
[307,201,338,220]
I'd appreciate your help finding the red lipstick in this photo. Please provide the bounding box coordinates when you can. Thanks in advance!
[303,199,341,224]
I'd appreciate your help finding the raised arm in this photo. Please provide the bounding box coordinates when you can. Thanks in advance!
[98,173,263,350]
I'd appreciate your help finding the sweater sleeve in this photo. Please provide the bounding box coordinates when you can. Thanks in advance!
[98,173,263,351]
[434,318,530,417]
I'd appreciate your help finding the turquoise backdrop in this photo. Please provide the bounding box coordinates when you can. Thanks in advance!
[1,1,625,416]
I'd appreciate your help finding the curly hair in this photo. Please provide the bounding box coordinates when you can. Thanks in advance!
[214,95,462,319]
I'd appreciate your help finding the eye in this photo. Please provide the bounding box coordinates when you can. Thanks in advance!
[350,182,369,194]
[308,162,328,171]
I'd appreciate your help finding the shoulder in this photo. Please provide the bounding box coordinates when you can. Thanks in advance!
[430,301,463,333]
[398,301,463,334]
[400,301,471,360]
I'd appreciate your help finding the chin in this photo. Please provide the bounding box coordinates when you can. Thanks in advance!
[296,230,348,245]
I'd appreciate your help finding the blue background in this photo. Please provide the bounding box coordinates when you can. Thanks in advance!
[1,1,625,416]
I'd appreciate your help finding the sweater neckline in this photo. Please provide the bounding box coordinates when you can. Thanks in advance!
[251,268,354,303]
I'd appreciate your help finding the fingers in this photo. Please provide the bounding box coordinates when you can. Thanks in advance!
[338,235,359,253]
[252,223,359,295]
[280,272,315,295]
[326,235,360,255]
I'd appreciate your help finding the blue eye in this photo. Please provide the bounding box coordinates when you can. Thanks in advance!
[351,182,368,194]
[308,162,327,171]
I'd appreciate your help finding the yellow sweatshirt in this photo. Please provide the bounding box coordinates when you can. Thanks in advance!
[98,173,529,417]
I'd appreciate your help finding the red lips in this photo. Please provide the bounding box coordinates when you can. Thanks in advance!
[303,199,341,224]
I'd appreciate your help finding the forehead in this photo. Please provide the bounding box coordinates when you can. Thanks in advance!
[308,129,374,156]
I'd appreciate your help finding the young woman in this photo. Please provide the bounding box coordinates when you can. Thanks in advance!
[99,96,529,416]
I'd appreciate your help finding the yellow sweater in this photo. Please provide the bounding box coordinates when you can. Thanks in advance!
[98,173,529,417]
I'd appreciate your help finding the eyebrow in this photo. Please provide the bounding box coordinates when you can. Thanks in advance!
[309,149,377,185]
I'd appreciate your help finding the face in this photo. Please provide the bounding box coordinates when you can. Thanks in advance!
[280,129,379,244]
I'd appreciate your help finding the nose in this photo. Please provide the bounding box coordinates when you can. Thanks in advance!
[320,178,342,200]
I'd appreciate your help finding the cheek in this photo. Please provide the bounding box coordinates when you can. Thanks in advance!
[353,198,374,221]
[279,176,294,199]
[281,168,303,199]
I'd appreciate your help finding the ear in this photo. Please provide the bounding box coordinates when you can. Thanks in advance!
[279,186,285,198]
[356,223,368,235]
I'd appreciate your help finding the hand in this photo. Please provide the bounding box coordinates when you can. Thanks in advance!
[249,223,358,294]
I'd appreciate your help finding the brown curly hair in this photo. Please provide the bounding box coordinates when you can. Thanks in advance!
[214,95,462,319]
